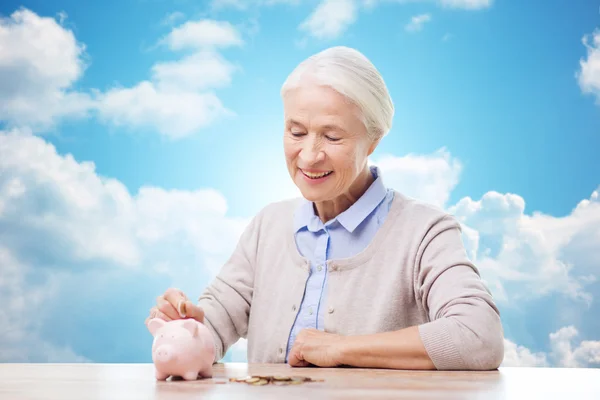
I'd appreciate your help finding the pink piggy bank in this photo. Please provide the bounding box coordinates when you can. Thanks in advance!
[147,318,215,381]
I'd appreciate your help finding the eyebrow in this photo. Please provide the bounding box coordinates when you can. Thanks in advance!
[321,124,347,134]
[286,119,347,134]
[286,119,305,127]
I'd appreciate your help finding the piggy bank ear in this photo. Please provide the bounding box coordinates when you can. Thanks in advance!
[181,319,198,337]
[147,318,166,336]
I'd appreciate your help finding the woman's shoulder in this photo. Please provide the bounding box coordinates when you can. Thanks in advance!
[390,190,460,230]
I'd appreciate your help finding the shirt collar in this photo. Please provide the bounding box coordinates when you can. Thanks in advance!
[293,165,388,234]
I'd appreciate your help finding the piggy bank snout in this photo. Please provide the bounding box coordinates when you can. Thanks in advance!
[154,344,177,363]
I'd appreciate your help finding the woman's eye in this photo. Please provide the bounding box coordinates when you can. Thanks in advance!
[291,132,305,137]
[326,135,341,142]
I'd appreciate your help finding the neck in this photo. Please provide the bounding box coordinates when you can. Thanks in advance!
[314,166,374,223]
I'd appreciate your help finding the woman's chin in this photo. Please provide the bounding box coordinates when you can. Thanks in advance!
[297,186,330,202]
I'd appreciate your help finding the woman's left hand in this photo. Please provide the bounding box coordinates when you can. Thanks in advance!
[287,328,345,367]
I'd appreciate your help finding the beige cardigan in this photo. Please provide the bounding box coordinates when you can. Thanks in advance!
[197,191,504,370]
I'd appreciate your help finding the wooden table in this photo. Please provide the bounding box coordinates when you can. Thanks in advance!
[1,362,599,399]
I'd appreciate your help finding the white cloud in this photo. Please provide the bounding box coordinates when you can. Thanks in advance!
[210,0,301,10]
[549,326,600,368]
[0,129,140,266]
[299,0,357,39]
[0,245,90,362]
[577,29,600,104]
[160,11,186,26]
[0,128,248,271]
[98,82,232,139]
[0,8,93,130]
[299,0,490,39]
[97,19,244,138]
[405,13,431,33]
[449,188,600,304]
[362,0,493,10]
[438,0,492,9]
[373,148,462,209]
[503,326,600,368]
[161,20,243,50]
[209,0,490,42]
[502,338,549,367]
[0,128,251,361]
[151,51,237,92]
[0,9,242,139]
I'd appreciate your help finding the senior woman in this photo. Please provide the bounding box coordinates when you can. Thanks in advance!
[146,46,504,371]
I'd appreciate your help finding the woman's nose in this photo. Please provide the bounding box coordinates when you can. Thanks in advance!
[299,137,324,164]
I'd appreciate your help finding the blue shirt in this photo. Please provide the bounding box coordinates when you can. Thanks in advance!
[285,166,395,360]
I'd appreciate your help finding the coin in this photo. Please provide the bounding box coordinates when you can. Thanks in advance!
[228,374,322,386]
[291,376,310,382]
[177,300,187,318]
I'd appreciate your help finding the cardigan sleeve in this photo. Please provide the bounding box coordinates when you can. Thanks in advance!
[416,215,505,370]
[196,211,262,362]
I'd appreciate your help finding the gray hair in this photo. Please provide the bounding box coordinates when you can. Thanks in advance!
[280,46,394,141]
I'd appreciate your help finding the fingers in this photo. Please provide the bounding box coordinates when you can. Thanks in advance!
[162,288,188,317]
[183,301,205,323]
[159,287,188,319]
[287,339,305,367]
[292,360,311,367]
[163,287,188,306]
[147,288,203,328]
[287,348,309,367]
[156,295,180,320]
[145,306,172,326]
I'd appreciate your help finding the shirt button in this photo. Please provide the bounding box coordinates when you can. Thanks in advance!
[292,305,297,312]
[317,265,322,272]
[328,307,334,314]
[279,348,283,354]
[308,307,313,315]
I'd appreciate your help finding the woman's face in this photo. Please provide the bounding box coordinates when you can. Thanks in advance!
[283,83,377,203]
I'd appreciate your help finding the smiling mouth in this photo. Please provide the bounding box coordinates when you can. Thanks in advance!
[301,169,333,179]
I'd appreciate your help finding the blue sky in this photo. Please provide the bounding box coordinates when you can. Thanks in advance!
[0,0,599,367]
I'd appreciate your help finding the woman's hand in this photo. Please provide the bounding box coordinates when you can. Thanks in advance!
[145,287,205,326]
[287,328,346,368]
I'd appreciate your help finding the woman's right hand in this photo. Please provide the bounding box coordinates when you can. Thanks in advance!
[145,288,205,326]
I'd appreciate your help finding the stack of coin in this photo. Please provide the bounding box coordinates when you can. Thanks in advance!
[228,375,324,386]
